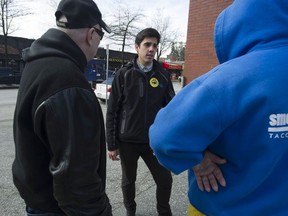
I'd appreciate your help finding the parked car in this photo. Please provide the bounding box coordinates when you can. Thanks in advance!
[94,77,114,102]
[0,67,21,85]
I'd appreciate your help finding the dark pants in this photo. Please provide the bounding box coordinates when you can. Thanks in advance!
[26,206,65,216]
[119,142,173,216]
[26,206,112,216]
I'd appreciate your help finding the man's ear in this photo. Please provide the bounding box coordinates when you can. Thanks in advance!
[86,28,94,46]
[135,44,139,53]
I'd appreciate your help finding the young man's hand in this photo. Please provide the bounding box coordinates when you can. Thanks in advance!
[108,150,120,161]
[192,150,227,192]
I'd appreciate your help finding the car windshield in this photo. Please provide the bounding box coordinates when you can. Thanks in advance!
[102,77,114,85]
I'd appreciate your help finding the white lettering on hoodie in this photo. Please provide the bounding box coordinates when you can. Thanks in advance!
[268,113,288,139]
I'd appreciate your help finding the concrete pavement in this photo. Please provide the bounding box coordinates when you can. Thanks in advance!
[0,81,189,216]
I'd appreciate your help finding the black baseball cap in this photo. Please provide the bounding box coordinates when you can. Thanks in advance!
[55,0,111,33]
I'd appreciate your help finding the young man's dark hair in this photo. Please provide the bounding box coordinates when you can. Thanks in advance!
[135,27,161,45]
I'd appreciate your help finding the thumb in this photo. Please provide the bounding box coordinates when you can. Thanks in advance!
[211,154,227,165]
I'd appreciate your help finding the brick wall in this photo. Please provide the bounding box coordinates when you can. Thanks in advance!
[184,0,233,84]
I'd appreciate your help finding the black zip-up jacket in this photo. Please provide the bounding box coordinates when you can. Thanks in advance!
[106,57,175,151]
[12,29,111,216]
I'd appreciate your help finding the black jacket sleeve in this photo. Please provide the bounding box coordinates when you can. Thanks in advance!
[34,87,111,216]
[106,71,124,151]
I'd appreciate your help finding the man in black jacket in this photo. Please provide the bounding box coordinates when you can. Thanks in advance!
[12,0,112,215]
[106,28,175,216]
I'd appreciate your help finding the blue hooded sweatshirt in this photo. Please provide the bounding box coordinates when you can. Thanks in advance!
[149,0,288,215]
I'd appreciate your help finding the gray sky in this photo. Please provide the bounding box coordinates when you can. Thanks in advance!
[11,0,189,54]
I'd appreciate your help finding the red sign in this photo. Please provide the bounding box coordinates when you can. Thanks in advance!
[162,62,182,70]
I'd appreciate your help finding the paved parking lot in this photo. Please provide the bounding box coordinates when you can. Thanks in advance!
[0,81,188,216]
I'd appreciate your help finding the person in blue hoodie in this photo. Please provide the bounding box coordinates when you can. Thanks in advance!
[149,0,288,215]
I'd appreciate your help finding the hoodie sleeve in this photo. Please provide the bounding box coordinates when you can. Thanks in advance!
[149,79,222,175]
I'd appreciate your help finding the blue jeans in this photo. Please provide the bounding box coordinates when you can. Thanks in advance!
[26,206,66,216]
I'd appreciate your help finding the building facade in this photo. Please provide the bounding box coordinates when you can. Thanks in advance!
[0,35,136,74]
[183,0,233,85]
[0,35,34,71]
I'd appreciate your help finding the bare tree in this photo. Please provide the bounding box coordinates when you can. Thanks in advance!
[48,0,59,9]
[169,42,186,61]
[0,0,31,66]
[107,1,144,65]
[149,12,178,60]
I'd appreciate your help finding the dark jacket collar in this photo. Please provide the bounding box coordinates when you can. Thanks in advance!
[22,28,87,71]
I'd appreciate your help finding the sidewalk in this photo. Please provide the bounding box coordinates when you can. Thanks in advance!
[173,80,183,94]
[0,81,189,216]
[0,84,19,89]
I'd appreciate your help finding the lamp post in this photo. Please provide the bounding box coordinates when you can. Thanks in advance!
[105,44,109,107]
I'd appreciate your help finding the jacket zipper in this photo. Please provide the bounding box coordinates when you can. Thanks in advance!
[120,110,126,134]
[137,73,147,124]
[139,78,144,97]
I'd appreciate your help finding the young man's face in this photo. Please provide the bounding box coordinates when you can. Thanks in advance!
[135,37,158,66]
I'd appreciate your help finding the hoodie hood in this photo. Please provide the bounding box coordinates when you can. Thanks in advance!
[22,28,87,71]
[215,0,288,64]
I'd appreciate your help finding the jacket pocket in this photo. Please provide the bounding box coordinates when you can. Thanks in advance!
[120,110,126,134]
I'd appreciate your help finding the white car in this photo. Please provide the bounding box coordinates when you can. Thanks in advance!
[94,77,114,102]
